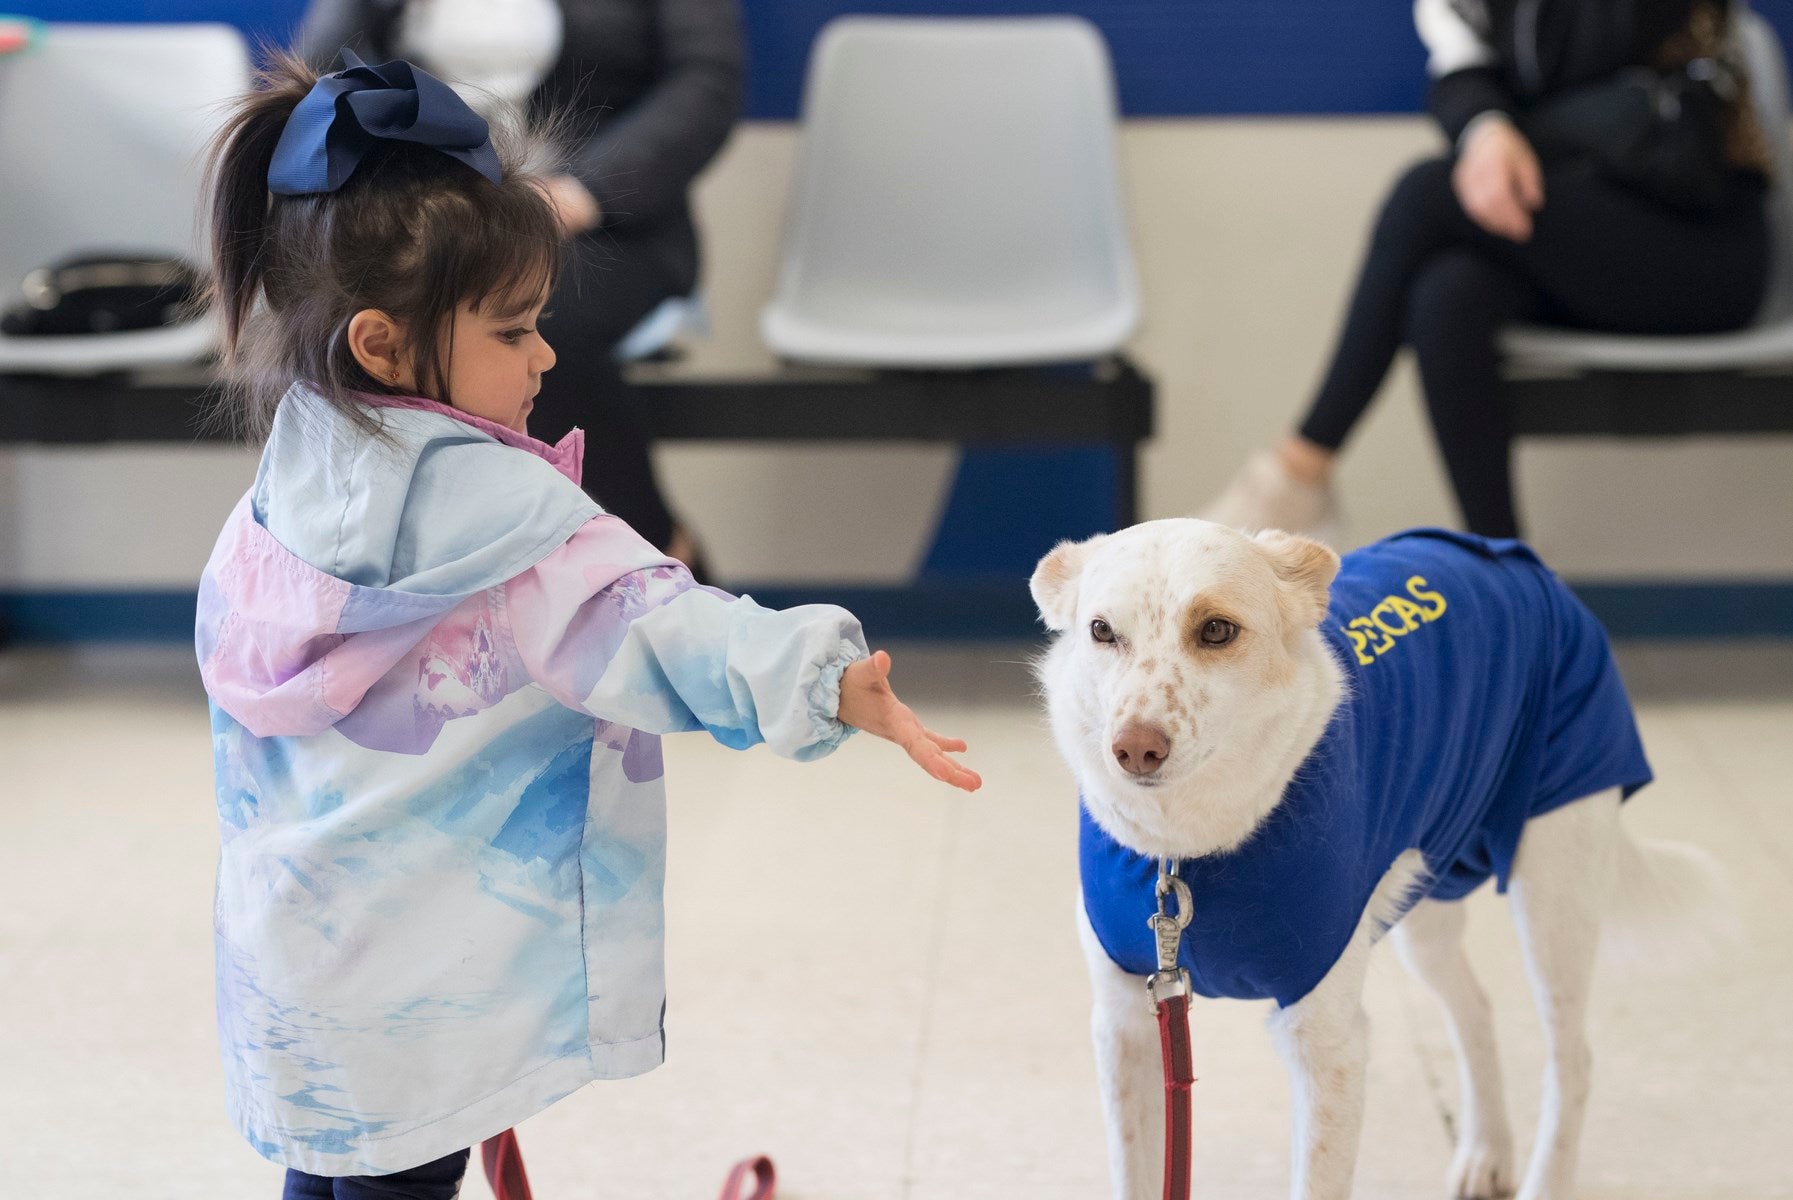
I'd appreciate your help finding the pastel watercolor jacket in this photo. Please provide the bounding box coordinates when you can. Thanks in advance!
[196,385,867,1175]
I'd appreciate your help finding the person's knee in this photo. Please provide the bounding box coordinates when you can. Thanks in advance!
[1390,156,1455,208]
[1405,249,1510,354]
[1371,157,1458,249]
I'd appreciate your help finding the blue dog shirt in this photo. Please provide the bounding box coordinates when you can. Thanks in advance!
[1080,529,1651,1008]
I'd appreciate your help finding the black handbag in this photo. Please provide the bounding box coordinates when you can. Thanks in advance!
[1518,59,1744,214]
[1,254,204,337]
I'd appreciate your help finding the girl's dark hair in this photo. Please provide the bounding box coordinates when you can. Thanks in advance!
[205,50,563,441]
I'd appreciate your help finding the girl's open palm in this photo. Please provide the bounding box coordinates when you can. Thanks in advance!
[838,651,982,792]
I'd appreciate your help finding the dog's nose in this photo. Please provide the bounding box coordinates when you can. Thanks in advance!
[1111,724,1170,776]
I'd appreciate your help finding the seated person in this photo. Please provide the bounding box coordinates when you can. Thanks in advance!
[1204,0,1772,540]
[300,0,744,575]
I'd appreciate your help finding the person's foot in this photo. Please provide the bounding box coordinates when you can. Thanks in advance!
[1199,450,1343,543]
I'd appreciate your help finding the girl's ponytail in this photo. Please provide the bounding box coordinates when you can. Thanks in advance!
[200,49,562,443]
[204,51,317,370]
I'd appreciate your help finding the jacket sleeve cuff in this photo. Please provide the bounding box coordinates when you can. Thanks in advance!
[793,637,868,762]
[1456,108,1517,153]
[1430,67,1518,143]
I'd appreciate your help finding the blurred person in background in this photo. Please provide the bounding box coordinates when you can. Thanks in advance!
[299,0,742,577]
[1203,0,1772,541]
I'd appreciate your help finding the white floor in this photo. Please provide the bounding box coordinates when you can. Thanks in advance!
[2,640,1789,1200]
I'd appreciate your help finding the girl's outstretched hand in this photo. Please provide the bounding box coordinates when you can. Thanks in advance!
[838,650,982,792]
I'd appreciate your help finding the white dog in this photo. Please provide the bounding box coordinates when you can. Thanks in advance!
[1031,518,1726,1200]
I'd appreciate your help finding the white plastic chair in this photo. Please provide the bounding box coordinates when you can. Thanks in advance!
[0,23,250,375]
[760,16,1139,367]
[1501,7,1793,372]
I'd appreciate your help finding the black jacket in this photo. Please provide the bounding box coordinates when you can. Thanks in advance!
[1422,0,1712,140]
[297,0,743,296]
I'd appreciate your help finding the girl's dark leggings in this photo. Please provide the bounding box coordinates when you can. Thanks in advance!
[1296,156,1767,538]
[281,1148,469,1199]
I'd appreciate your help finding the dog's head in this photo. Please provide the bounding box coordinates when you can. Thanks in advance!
[1031,518,1341,858]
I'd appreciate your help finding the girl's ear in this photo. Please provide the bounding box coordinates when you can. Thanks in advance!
[346,309,412,389]
[1031,535,1105,633]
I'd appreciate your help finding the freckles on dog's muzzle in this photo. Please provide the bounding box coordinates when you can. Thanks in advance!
[1111,721,1171,777]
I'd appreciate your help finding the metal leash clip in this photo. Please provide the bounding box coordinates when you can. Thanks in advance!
[1145,858,1193,1011]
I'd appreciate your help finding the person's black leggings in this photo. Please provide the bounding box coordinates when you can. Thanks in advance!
[529,231,689,552]
[282,1148,469,1199]
[1297,156,1769,538]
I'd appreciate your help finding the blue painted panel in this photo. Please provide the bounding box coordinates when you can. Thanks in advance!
[16,1,1793,117]
[750,0,1793,118]
[0,590,201,642]
[742,0,1425,120]
[919,445,1117,581]
[5,0,307,45]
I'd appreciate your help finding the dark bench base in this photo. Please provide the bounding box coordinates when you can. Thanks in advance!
[625,357,1154,526]
[1507,368,1793,436]
[0,356,1155,517]
[0,358,1156,644]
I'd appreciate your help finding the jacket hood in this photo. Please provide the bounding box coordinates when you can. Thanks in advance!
[197,385,599,739]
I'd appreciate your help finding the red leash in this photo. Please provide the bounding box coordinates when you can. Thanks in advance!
[1155,991,1194,1200]
[479,1129,775,1200]
[476,865,1197,1200]
[717,1154,777,1200]
[1148,861,1196,1200]
[481,1130,532,1199]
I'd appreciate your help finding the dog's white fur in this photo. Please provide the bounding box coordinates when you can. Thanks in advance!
[1032,518,1728,1200]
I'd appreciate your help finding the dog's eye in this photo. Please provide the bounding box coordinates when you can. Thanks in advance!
[1199,618,1238,646]
[1090,618,1117,645]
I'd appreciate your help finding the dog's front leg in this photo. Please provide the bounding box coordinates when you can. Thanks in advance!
[1269,849,1429,1200]
[1269,949,1372,1200]
[1079,900,1166,1200]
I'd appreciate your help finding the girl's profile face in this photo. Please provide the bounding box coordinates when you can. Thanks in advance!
[444,286,556,433]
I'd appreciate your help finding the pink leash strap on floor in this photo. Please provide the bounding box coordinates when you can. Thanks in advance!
[717,1155,777,1200]
[479,1130,777,1200]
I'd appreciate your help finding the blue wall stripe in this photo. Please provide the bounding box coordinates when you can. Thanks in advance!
[737,1,1430,120]
[7,582,1792,644]
[1,590,202,643]
[754,0,1793,118]
[1570,581,1793,639]
[18,1,1793,119]
[6,0,306,46]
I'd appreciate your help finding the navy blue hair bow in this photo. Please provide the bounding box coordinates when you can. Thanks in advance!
[268,50,502,196]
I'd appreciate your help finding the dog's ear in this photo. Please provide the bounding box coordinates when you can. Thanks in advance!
[1253,529,1340,629]
[1031,536,1104,633]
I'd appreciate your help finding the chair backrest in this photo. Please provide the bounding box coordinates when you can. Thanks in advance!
[763,16,1138,366]
[1736,7,1793,322]
[0,24,251,299]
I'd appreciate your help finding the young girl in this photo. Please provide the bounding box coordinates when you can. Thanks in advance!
[196,51,980,1199]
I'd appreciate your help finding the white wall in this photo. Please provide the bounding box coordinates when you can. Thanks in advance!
[5,116,1792,592]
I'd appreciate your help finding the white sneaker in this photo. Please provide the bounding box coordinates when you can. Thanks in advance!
[1198,451,1344,544]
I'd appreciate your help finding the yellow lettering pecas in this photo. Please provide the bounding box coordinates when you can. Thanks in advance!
[1339,576,1447,666]
[1406,575,1447,620]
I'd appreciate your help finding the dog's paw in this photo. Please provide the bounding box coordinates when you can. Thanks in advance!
[1448,1135,1515,1199]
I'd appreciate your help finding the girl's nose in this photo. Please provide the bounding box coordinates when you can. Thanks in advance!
[535,336,557,374]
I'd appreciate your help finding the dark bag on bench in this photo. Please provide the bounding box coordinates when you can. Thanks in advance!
[1,254,204,337]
